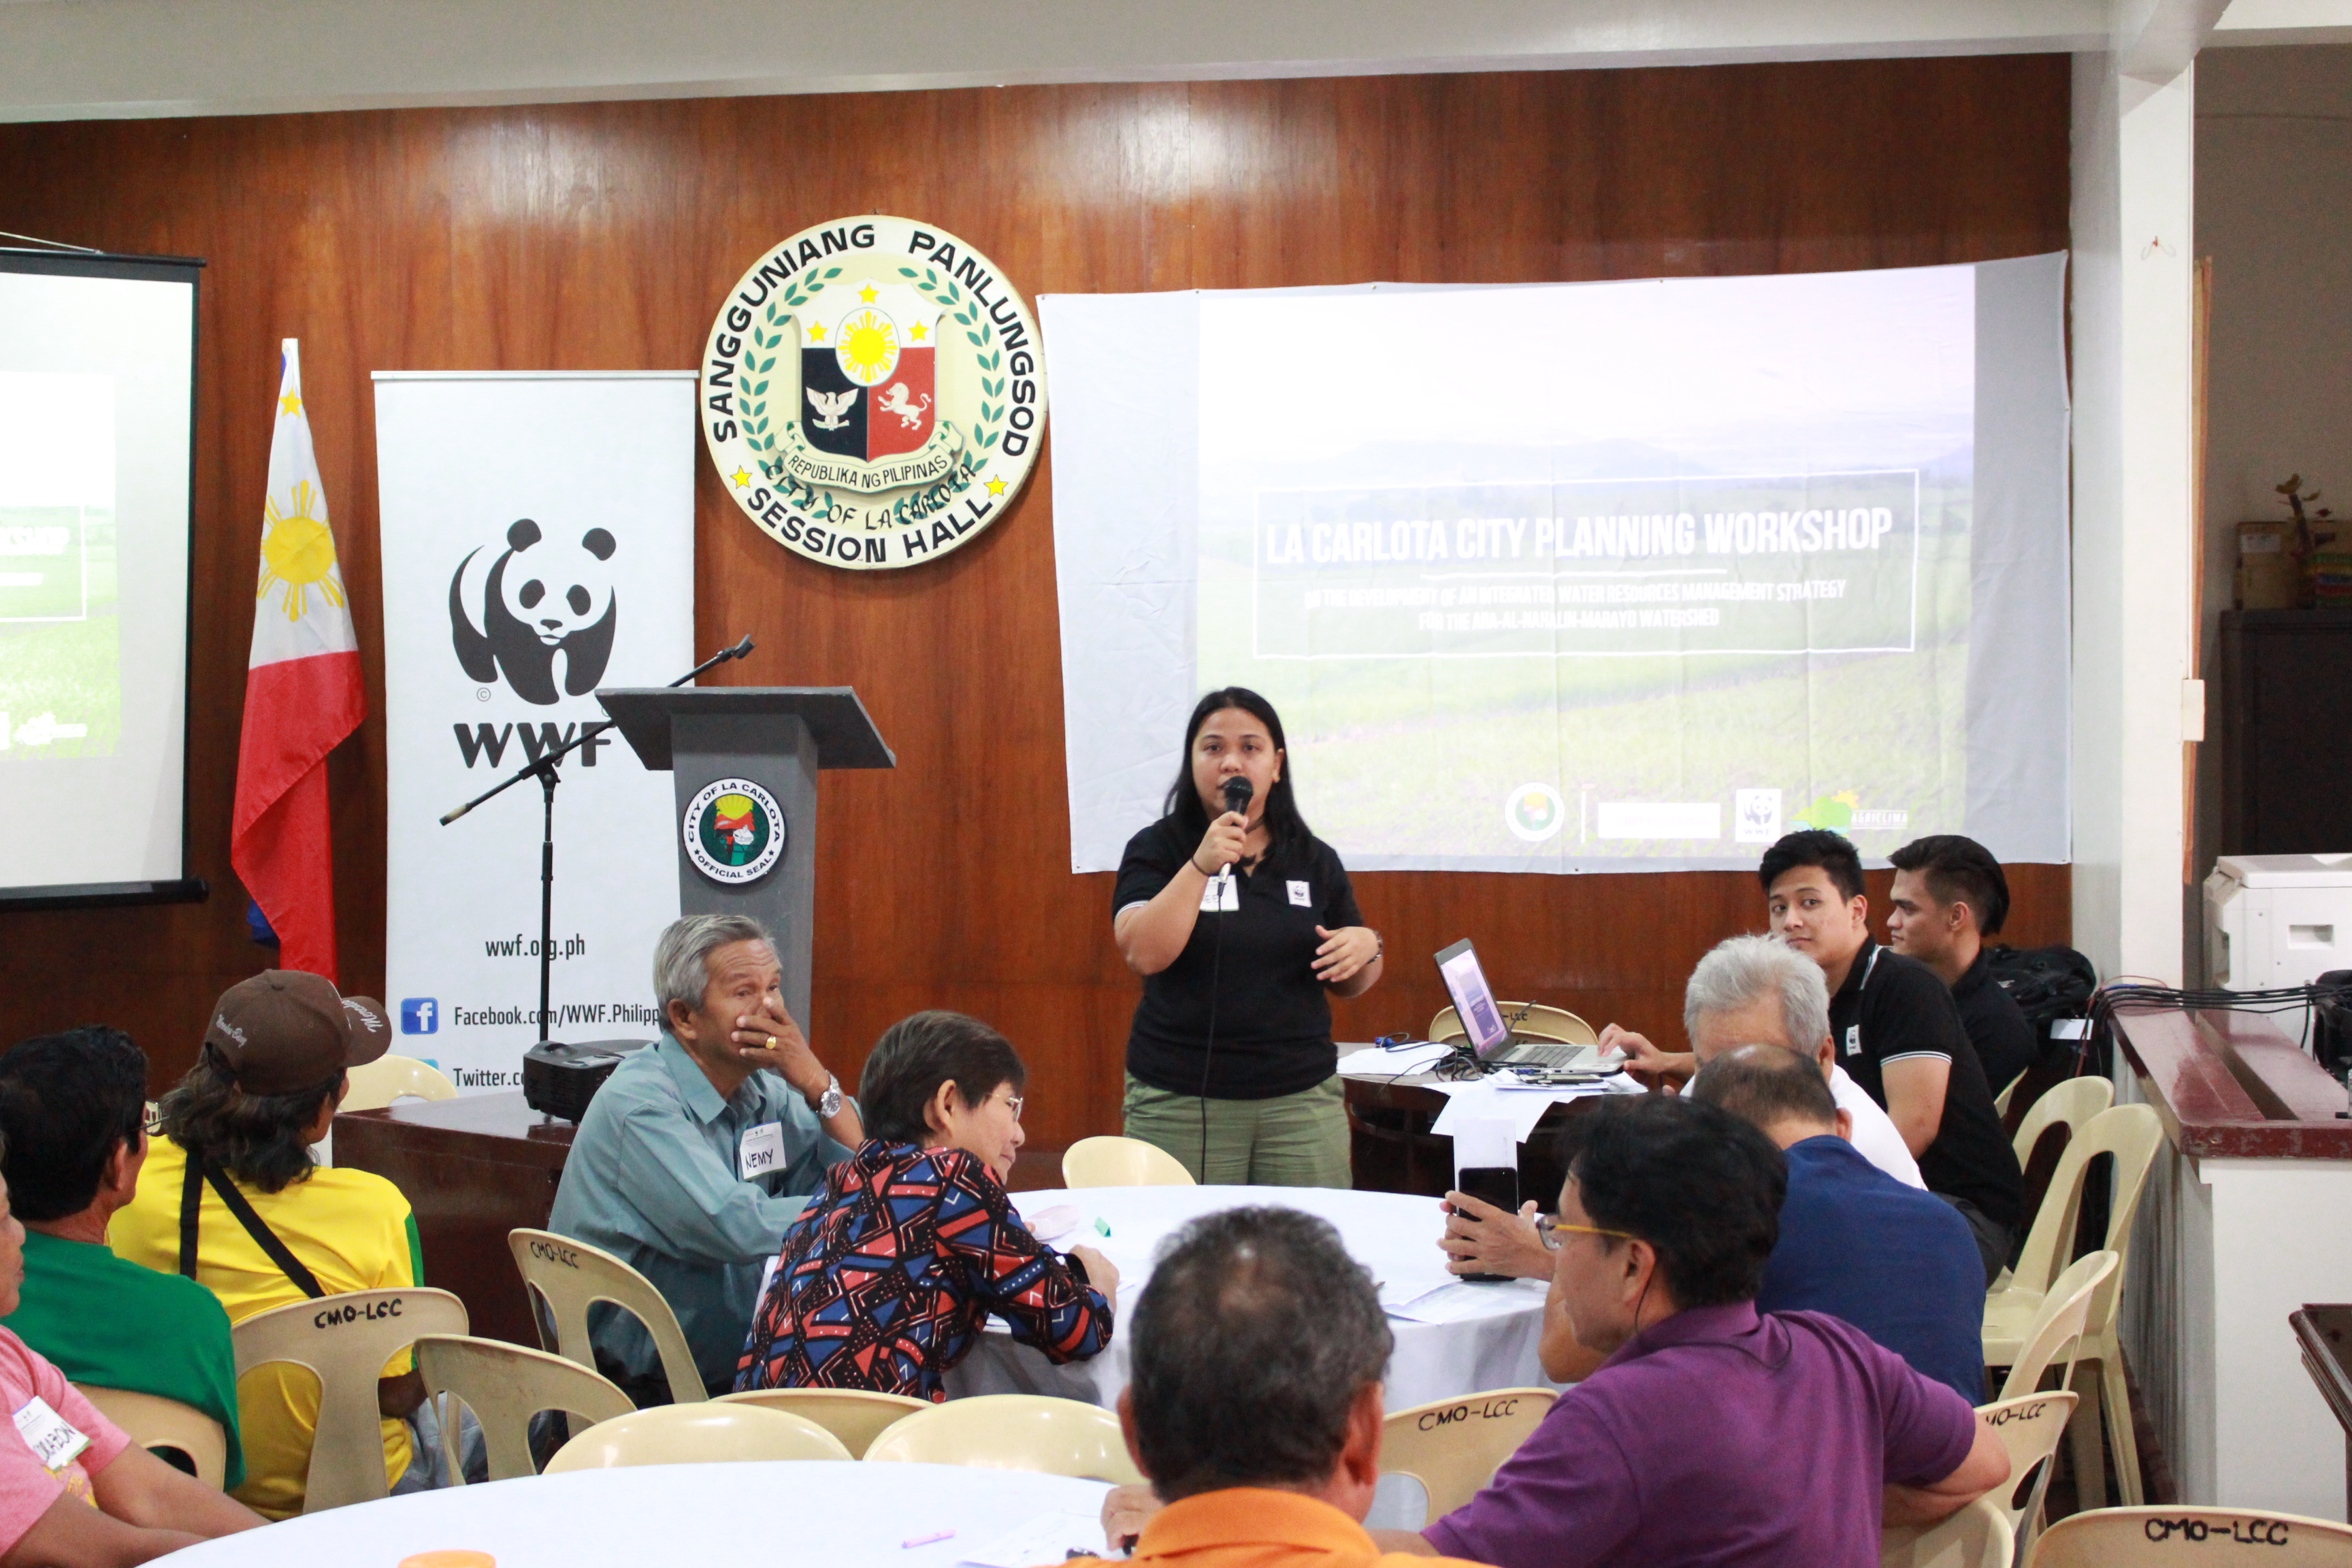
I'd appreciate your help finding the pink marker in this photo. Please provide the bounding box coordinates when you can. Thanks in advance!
[902,1531,956,1550]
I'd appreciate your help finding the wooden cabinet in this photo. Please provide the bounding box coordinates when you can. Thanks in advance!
[2220,609,2352,854]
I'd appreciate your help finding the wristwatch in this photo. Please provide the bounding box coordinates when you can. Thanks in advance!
[808,1073,843,1120]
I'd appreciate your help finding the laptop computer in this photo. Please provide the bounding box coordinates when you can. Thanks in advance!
[1434,938,1604,1072]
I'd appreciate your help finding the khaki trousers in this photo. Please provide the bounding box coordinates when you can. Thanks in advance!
[1120,1073,1352,1188]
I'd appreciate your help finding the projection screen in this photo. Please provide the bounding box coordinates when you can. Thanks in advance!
[0,250,201,906]
[1046,254,2070,874]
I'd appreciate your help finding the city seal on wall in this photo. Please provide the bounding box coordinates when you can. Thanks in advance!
[683,778,786,885]
[700,214,1047,572]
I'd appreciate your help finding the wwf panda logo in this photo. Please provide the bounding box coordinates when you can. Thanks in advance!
[448,518,618,705]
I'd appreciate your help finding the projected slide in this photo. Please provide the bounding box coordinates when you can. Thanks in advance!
[1192,270,1972,864]
[0,372,118,762]
[0,259,197,898]
[1047,257,2068,875]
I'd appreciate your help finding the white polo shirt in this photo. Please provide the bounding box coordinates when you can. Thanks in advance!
[1830,1064,1927,1188]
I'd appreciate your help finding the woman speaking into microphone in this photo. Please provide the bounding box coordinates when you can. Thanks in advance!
[1111,688,1383,1187]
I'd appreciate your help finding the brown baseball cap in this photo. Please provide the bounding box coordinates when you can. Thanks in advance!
[203,970,392,1096]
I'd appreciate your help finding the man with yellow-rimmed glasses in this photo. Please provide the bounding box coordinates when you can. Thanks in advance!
[1390,1096,2008,1568]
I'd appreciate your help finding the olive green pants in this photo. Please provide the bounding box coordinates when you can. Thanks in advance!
[1121,1074,1352,1188]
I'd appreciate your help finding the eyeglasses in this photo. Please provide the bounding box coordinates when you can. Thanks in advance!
[1537,1218,1636,1250]
[1000,1092,1025,1122]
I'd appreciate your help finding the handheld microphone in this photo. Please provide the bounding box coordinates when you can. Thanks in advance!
[1214,777,1254,891]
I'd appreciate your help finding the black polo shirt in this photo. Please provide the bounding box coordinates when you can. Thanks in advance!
[1951,950,2037,1098]
[1113,815,1362,1100]
[1828,940,2023,1231]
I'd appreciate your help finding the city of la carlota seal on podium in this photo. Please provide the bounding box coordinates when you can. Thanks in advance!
[700,214,1047,571]
[684,779,786,885]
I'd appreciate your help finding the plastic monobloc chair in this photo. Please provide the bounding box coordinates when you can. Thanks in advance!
[542,1401,850,1472]
[1429,1004,1598,1047]
[73,1386,227,1489]
[342,1054,459,1112]
[1974,1389,2076,1558]
[1879,1495,2012,1568]
[1982,1104,2161,1506]
[1995,1250,2115,1403]
[2031,1507,2352,1567]
[864,1392,1145,1483]
[414,1333,634,1482]
[713,1387,931,1458]
[1379,1388,1557,1523]
[231,1286,468,1513]
[1061,1135,1196,1188]
[508,1227,708,1406]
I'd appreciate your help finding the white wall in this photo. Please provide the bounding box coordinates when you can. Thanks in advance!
[2073,52,2201,985]
[2207,1156,2352,1517]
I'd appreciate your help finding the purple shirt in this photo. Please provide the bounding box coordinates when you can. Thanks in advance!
[1422,1301,1977,1568]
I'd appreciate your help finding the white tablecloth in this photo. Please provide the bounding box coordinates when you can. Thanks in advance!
[945,1185,1558,1411]
[155,1462,1113,1567]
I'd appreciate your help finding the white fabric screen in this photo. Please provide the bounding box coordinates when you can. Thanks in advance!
[1046,255,2070,874]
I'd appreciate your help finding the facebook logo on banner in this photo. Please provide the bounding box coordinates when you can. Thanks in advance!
[399,999,438,1035]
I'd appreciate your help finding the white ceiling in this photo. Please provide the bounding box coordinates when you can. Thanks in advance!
[0,0,2336,124]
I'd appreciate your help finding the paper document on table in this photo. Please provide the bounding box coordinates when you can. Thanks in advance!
[1019,1205,1083,1243]
[1375,1273,1460,1315]
[1428,1075,1641,1143]
[1385,1277,1551,1325]
[1335,1041,1452,1076]
[959,1512,1111,1568]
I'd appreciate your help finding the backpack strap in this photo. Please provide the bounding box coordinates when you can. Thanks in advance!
[178,1148,327,1301]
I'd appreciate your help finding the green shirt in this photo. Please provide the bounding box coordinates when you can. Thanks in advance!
[3,1228,246,1489]
[547,1033,851,1389]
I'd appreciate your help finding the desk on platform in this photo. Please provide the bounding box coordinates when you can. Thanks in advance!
[332,1090,1071,1347]
[2113,1007,2352,1520]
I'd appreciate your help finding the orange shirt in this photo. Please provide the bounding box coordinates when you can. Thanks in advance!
[1062,1488,1494,1568]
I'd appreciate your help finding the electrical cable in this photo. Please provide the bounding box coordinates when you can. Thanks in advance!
[2080,977,2352,1081]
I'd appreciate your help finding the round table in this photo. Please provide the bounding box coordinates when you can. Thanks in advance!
[156,1462,1113,1567]
[945,1184,1559,1411]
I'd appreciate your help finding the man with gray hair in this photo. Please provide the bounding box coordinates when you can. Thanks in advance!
[1441,936,1919,1286]
[1618,934,1923,1190]
[550,914,861,1400]
[1084,1207,1489,1568]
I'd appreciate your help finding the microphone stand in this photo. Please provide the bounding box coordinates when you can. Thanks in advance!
[438,635,755,1043]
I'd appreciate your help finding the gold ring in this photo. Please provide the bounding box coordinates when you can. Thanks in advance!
[766,1034,779,1049]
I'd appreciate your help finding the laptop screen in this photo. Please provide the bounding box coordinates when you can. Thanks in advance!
[1435,939,1512,1059]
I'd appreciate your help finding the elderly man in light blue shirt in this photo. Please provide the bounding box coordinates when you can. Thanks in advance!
[550,913,862,1398]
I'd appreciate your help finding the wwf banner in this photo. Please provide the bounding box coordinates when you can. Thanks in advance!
[374,372,696,1091]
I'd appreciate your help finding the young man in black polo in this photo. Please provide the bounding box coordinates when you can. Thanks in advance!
[1760,830,2023,1284]
[1886,834,2038,1099]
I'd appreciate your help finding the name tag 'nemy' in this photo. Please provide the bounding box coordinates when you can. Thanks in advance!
[740,1122,786,1180]
[1287,880,1311,907]
[13,1397,91,1473]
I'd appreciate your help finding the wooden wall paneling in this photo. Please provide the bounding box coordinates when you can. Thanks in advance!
[0,57,2072,1148]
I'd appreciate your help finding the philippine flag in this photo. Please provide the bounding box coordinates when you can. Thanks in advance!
[231,340,364,982]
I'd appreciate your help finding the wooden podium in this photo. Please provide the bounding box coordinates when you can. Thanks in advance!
[595,686,893,1028]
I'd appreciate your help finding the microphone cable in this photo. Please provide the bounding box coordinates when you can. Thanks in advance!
[1199,879,1226,1182]
[1196,775,1255,1182]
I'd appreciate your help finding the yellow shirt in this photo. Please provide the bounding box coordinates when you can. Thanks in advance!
[1066,1488,1497,1568]
[108,1136,423,1520]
